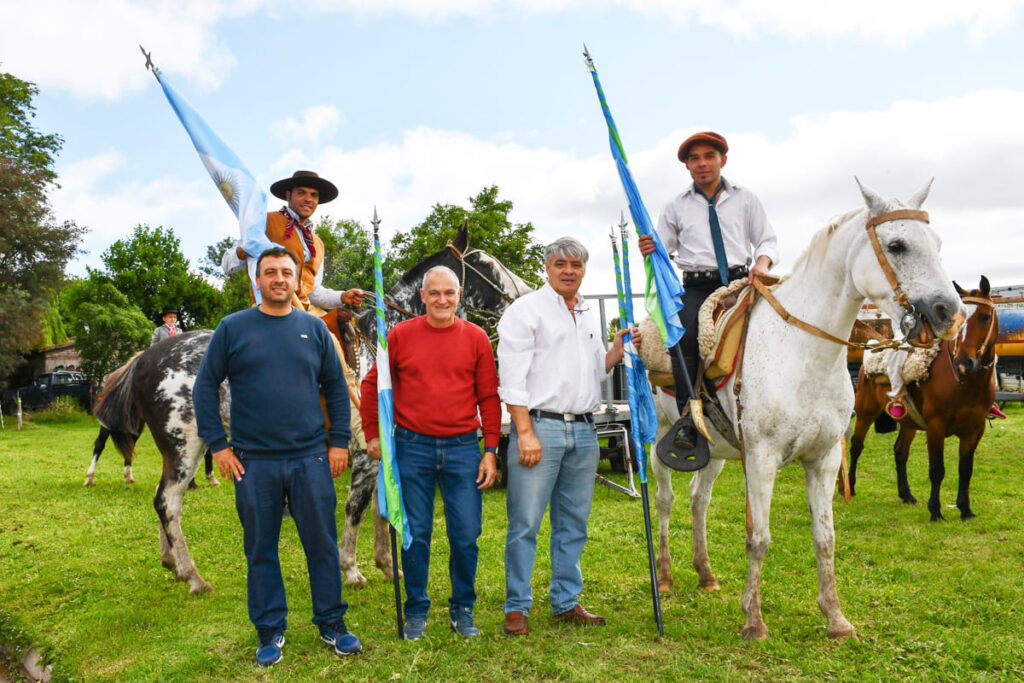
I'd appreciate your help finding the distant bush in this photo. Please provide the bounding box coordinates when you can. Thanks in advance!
[29,396,92,424]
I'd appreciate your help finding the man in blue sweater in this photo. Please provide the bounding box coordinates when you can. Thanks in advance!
[193,247,361,666]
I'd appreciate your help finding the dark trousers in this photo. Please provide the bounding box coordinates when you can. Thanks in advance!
[395,426,483,618]
[234,454,347,632]
[670,281,721,412]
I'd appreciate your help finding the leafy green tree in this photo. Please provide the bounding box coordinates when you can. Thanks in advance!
[62,277,152,382]
[100,225,221,329]
[316,216,396,293]
[0,72,85,388]
[201,236,252,317]
[386,186,544,286]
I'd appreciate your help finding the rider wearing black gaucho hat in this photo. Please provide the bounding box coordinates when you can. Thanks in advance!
[152,305,182,345]
[638,131,779,458]
[222,170,363,315]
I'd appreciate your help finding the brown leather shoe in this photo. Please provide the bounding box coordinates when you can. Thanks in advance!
[503,610,528,636]
[553,604,606,626]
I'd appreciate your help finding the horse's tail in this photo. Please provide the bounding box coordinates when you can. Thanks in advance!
[93,351,146,459]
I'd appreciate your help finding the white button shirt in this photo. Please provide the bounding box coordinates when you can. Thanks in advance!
[497,283,610,414]
[656,177,779,272]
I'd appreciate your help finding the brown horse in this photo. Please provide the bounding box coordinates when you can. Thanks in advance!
[849,276,997,521]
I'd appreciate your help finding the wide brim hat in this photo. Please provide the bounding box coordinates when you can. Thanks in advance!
[677,131,729,163]
[270,170,338,204]
[161,306,179,316]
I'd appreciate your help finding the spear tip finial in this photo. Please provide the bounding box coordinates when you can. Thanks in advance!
[582,44,594,71]
[139,44,159,78]
[619,210,628,229]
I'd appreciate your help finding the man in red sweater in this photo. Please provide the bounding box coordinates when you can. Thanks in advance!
[360,265,500,640]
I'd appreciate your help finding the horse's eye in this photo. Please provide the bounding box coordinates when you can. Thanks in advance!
[887,240,907,255]
[980,314,991,324]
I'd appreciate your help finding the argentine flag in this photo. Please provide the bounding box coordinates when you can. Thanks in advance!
[154,72,276,303]
[373,230,411,549]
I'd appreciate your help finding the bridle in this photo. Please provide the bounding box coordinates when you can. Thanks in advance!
[947,294,998,382]
[750,208,935,353]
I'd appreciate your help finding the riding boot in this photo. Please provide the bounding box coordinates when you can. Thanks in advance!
[670,352,702,449]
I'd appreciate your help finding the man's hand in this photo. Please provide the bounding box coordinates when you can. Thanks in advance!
[748,255,772,282]
[629,326,642,351]
[366,438,381,460]
[517,430,543,468]
[212,447,245,483]
[638,234,656,257]
[341,289,368,307]
[477,451,498,489]
[221,242,244,276]
[329,446,349,479]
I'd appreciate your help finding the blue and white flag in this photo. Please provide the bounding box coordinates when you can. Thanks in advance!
[154,71,275,302]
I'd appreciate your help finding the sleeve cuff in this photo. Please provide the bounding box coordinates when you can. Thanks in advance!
[498,387,529,406]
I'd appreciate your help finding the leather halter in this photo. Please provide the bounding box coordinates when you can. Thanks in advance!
[750,208,931,352]
[948,294,998,382]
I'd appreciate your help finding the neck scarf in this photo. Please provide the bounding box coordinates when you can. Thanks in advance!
[280,206,316,259]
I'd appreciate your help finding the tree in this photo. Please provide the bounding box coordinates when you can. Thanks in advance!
[316,216,395,293]
[61,277,152,382]
[0,72,85,388]
[201,236,252,317]
[386,186,544,286]
[100,225,221,329]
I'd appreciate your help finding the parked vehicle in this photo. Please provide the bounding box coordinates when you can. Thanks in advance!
[2,371,98,413]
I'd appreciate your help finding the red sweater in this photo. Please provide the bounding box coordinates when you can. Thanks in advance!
[360,316,501,448]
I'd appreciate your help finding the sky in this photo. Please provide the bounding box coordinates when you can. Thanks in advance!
[3,0,1024,308]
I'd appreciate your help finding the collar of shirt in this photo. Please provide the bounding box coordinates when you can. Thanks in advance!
[683,176,736,204]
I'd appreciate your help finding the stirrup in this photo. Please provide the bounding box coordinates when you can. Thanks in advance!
[656,421,710,471]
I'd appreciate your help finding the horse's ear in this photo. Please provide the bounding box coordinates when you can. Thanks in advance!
[855,177,887,217]
[980,275,991,297]
[907,178,934,210]
[453,220,470,252]
[953,280,966,297]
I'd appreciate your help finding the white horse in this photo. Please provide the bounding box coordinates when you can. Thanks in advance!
[648,180,963,640]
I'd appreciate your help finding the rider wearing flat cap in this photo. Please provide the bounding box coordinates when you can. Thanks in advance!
[223,170,366,314]
[639,131,779,448]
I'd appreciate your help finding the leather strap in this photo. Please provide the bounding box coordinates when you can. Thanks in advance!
[751,278,860,349]
[864,209,929,309]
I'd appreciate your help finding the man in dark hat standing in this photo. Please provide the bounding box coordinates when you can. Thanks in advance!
[223,170,366,314]
[638,131,778,449]
[151,305,182,345]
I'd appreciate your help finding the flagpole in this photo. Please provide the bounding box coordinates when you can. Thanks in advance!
[372,208,405,640]
[610,225,664,637]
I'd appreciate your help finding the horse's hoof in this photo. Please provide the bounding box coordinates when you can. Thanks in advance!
[657,580,672,595]
[740,624,769,641]
[188,579,213,594]
[699,579,721,593]
[343,571,368,589]
[960,511,976,521]
[827,621,856,641]
[901,497,917,505]
[84,478,94,487]
[930,513,945,522]
[207,476,220,488]
[125,476,135,485]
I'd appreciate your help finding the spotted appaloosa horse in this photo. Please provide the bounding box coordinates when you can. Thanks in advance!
[94,225,529,594]
[648,180,963,640]
[339,223,531,587]
[848,276,997,521]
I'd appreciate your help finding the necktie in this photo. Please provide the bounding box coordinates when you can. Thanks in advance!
[695,181,729,286]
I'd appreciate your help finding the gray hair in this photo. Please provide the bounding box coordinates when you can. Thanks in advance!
[544,236,589,265]
[420,265,461,290]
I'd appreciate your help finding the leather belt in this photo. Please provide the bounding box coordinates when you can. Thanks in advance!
[529,409,594,423]
[683,266,748,286]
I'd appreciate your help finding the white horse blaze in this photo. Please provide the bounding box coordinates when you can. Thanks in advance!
[651,180,961,640]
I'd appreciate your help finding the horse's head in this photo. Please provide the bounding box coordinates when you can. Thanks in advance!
[851,178,964,344]
[952,276,997,376]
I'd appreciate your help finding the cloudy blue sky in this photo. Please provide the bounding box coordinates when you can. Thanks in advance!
[3,0,1023,297]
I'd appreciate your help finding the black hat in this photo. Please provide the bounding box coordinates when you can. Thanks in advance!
[161,306,179,316]
[270,170,338,204]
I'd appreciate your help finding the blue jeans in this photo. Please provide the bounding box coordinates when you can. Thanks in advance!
[504,415,599,616]
[395,426,483,618]
[234,454,347,632]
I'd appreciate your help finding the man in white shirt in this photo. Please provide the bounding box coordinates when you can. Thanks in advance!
[639,131,778,449]
[496,236,635,636]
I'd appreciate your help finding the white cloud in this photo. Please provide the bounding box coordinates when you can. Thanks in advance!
[269,105,343,147]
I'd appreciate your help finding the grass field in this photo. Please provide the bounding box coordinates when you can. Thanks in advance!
[1,407,1023,681]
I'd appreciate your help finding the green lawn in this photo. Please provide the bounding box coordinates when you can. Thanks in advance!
[1,408,1023,681]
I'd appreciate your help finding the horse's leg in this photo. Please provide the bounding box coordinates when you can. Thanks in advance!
[84,427,110,487]
[956,429,983,521]
[739,452,776,641]
[848,415,871,497]
[154,441,211,593]
[690,458,725,592]
[204,450,220,487]
[894,426,918,504]
[803,444,856,640]
[925,429,947,522]
[124,453,135,485]
[651,449,675,594]
[339,449,375,587]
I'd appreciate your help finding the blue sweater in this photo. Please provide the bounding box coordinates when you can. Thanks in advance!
[192,307,350,458]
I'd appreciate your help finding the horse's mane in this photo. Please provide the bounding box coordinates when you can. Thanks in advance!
[790,208,864,276]
[99,349,145,397]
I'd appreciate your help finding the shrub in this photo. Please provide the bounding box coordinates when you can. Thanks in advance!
[28,396,91,424]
